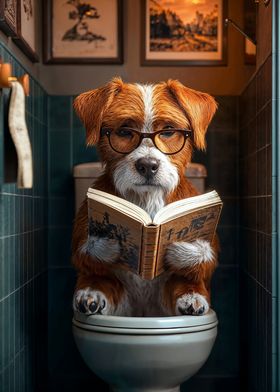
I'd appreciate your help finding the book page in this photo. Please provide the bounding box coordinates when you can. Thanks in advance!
[87,188,152,225]
[155,204,222,276]
[153,190,221,224]
[88,198,144,273]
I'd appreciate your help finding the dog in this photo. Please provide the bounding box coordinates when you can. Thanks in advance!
[72,77,218,317]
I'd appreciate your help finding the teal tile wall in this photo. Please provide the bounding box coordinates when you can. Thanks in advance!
[188,96,240,389]
[48,95,99,390]
[239,55,272,391]
[48,95,98,268]
[0,43,48,391]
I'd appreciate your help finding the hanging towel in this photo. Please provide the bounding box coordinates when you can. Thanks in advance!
[8,81,33,188]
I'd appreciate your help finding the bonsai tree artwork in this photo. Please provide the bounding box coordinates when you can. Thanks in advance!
[63,0,106,44]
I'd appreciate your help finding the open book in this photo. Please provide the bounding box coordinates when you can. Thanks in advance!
[87,188,223,280]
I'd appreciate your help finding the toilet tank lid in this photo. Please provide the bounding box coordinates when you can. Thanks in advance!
[73,162,206,178]
[73,162,104,178]
[186,162,207,178]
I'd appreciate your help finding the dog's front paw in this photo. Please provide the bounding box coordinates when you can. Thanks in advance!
[73,288,111,315]
[176,292,209,316]
[165,239,215,270]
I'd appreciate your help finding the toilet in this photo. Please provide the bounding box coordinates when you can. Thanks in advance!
[73,311,218,392]
[72,161,217,392]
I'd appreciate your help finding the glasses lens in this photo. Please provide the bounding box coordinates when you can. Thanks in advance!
[155,130,186,154]
[110,128,140,153]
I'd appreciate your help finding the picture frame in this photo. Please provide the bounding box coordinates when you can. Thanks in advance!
[244,0,256,65]
[141,0,227,66]
[0,0,18,37]
[43,0,123,64]
[13,0,39,62]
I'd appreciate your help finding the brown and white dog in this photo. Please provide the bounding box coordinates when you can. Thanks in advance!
[72,77,218,317]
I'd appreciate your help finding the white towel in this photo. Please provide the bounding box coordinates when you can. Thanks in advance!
[8,81,33,189]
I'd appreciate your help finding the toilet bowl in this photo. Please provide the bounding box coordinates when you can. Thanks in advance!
[72,310,218,392]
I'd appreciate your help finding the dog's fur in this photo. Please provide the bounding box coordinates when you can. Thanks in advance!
[72,78,219,317]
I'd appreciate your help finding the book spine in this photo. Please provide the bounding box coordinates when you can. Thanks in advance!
[140,225,160,280]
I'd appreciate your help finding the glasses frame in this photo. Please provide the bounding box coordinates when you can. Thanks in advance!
[100,127,193,155]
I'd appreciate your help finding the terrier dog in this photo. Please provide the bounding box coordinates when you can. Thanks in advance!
[72,78,218,317]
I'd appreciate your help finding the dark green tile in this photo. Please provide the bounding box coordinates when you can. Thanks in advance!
[72,96,83,128]
[48,268,105,391]
[73,128,99,165]
[49,131,72,196]
[209,266,239,376]
[210,96,238,133]
[0,299,4,370]
[219,198,239,227]
[0,194,11,237]
[49,96,72,129]
[48,197,75,227]
[2,297,10,370]
[0,239,4,300]
[48,227,73,267]
[182,376,239,392]
[216,226,238,265]
[3,238,10,297]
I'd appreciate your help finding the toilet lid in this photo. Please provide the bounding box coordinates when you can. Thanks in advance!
[73,309,218,334]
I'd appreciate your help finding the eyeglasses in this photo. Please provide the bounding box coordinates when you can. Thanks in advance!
[101,127,192,155]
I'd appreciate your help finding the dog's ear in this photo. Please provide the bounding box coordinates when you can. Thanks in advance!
[166,79,217,150]
[73,77,124,145]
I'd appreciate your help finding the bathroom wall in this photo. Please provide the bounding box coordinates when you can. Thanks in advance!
[40,0,253,96]
[239,1,272,391]
[47,97,102,391]
[0,42,48,391]
[188,96,240,390]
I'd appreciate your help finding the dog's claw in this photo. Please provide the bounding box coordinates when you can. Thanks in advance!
[89,301,99,313]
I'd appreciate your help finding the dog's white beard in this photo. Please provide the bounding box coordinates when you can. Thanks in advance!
[113,145,179,218]
[122,188,165,219]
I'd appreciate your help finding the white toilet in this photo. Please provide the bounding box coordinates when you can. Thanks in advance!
[72,161,217,392]
[73,311,218,392]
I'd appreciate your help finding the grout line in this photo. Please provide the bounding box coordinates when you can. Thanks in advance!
[0,227,47,240]
[0,269,48,304]
[240,266,272,296]
[0,193,47,199]
[0,346,25,376]
[239,195,272,199]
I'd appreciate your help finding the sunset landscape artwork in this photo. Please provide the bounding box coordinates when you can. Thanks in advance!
[143,0,226,65]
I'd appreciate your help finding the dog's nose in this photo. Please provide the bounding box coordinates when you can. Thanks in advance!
[135,157,159,178]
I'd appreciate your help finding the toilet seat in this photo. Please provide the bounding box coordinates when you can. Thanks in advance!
[73,310,218,335]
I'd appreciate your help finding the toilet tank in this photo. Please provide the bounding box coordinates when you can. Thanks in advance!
[73,162,207,213]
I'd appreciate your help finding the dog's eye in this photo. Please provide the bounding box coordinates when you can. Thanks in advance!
[159,130,176,138]
[116,128,134,138]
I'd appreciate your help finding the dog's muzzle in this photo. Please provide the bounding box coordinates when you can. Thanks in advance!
[135,157,159,180]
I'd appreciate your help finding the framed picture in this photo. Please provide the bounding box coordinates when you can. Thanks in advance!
[244,0,256,65]
[43,0,123,64]
[0,0,18,37]
[13,0,39,62]
[141,0,227,66]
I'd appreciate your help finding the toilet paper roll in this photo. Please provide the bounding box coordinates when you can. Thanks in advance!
[8,81,33,188]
